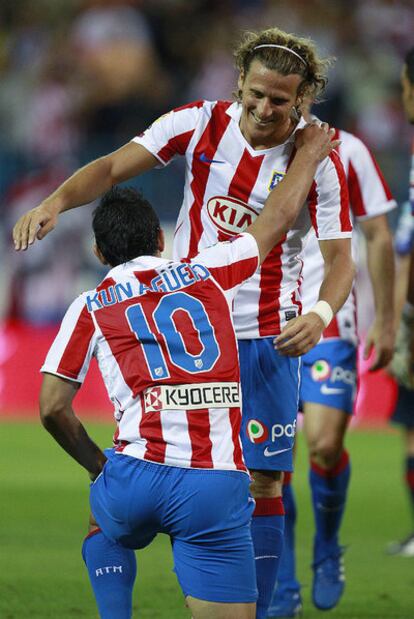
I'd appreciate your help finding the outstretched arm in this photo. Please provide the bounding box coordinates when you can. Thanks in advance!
[40,373,107,480]
[247,123,339,263]
[360,214,395,370]
[13,142,158,250]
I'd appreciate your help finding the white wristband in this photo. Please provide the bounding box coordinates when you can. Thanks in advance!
[309,300,333,327]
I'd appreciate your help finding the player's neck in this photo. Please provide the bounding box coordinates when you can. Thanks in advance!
[242,118,297,150]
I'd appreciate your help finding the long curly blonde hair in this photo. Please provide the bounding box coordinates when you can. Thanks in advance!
[234,28,333,102]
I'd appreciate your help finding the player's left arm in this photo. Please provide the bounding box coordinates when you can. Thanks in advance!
[40,373,107,480]
[359,214,395,370]
[275,238,355,356]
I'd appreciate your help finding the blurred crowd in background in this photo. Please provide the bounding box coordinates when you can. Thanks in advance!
[1,0,413,324]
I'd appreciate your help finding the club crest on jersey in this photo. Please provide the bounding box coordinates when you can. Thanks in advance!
[268,170,285,191]
[311,360,331,382]
[206,196,258,237]
[247,419,269,443]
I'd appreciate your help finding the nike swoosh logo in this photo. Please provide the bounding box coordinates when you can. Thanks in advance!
[264,447,292,457]
[199,152,226,164]
[320,384,345,395]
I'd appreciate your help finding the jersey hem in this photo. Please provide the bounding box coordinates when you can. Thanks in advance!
[131,137,168,166]
[116,447,249,474]
[40,367,83,384]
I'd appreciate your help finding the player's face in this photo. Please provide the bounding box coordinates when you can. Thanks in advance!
[238,60,302,149]
[401,65,414,124]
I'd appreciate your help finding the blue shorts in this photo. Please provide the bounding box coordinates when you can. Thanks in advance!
[238,338,300,472]
[90,450,257,603]
[390,385,414,428]
[300,340,357,415]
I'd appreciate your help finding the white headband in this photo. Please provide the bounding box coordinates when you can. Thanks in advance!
[253,44,307,68]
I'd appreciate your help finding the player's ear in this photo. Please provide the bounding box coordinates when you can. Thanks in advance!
[93,242,108,265]
[157,228,165,254]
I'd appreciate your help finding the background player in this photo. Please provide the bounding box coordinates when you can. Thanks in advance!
[387,45,414,558]
[388,201,414,557]
[13,28,355,618]
[268,104,396,618]
[39,124,338,619]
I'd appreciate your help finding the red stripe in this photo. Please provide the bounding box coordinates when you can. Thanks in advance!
[228,149,264,202]
[209,256,259,291]
[307,181,318,234]
[57,305,95,379]
[283,471,292,485]
[253,496,285,517]
[187,102,233,258]
[84,528,102,541]
[229,407,246,471]
[323,316,340,338]
[96,276,116,291]
[133,269,160,287]
[173,100,204,113]
[258,238,285,336]
[310,449,350,478]
[329,151,352,232]
[157,129,195,163]
[140,394,167,463]
[186,409,213,467]
[155,101,204,162]
[406,470,414,489]
[291,289,302,316]
[348,160,367,217]
[368,149,393,201]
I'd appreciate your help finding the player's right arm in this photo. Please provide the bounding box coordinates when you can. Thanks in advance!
[13,102,204,251]
[39,292,107,478]
[13,142,158,250]
[40,373,107,480]
[247,123,339,263]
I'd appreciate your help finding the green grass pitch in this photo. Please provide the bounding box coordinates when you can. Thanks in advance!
[1,419,414,618]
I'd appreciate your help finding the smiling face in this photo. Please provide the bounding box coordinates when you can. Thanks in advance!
[401,64,414,124]
[238,59,303,150]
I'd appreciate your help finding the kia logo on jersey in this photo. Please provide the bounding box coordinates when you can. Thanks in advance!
[207,196,258,237]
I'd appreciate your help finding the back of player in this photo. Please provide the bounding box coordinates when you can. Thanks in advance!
[44,245,256,471]
[41,188,261,619]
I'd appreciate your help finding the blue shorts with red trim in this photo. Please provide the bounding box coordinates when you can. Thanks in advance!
[90,450,257,603]
[300,339,357,415]
[238,338,300,472]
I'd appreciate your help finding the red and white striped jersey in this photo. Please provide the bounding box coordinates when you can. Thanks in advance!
[133,100,352,338]
[41,233,259,473]
[300,128,396,345]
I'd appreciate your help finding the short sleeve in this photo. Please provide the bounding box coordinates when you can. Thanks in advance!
[41,294,97,383]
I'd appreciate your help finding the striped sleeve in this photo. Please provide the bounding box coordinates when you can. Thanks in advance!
[194,233,259,293]
[132,101,205,166]
[311,151,352,240]
[41,294,97,383]
[346,134,396,220]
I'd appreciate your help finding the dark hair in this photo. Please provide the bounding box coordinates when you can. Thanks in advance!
[405,47,414,84]
[92,186,160,266]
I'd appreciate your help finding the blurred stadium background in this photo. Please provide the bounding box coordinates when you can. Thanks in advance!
[0,0,413,617]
